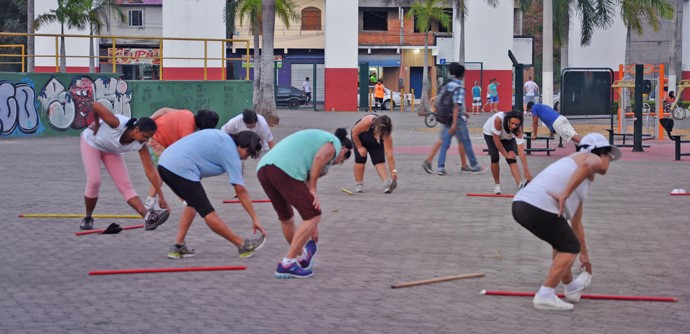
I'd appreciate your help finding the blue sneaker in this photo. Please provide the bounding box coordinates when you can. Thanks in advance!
[298,239,318,269]
[275,262,313,278]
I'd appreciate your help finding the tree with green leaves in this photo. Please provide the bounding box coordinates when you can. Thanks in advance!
[619,0,674,65]
[226,0,299,123]
[34,0,91,72]
[85,0,125,73]
[407,0,451,115]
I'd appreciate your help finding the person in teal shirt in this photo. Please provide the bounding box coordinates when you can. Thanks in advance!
[472,81,482,115]
[257,128,352,278]
[488,78,500,112]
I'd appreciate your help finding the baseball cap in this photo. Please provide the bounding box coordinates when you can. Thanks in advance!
[579,133,622,161]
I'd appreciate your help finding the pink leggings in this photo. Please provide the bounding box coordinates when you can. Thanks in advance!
[81,137,138,200]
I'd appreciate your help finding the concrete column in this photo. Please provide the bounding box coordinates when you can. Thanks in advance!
[324,0,357,111]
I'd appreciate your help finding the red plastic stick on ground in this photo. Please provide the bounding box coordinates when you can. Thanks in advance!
[466,193,515,198]
[480,290,678,302]
[222,199,272,203]
[89,266,246,275]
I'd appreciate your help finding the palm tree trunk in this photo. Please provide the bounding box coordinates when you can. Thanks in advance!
[459,8,465,66]
[27,0,35,72]
[60,24,66,72]
[542,0,554,106]
[624,27,632,66]
[258,0,278,125]
[253,30,261,109]
[560,14,569,74]
[419,32,430,115]
[89,24,95,73]
[668,0,680,87]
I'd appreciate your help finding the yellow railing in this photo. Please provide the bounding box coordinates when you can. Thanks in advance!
[0,44,26,72]
[0,32,250,80]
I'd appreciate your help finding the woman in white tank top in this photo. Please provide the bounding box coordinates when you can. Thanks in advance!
[511,133,621,311]
[80,102,170,231]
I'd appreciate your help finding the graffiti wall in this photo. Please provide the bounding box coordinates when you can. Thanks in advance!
[0,72,252,139]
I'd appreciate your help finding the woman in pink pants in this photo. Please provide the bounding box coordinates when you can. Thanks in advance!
[80,102,170,231]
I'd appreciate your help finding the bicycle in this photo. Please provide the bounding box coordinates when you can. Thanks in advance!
[424,111,438,127]
[664,80,689,120]
[663,102,686,120]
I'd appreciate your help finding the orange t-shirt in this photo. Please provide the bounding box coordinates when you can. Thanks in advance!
[374,83,385,98]
[152,109,195,148]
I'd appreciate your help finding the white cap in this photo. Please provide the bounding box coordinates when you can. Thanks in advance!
[579,133,622,161]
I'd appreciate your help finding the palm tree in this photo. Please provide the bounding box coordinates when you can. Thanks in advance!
[407,0,451,115]
[228,0,299,117]
[257,0,278,124]
[667,0,682,84]
[34,0,91,72]
[27,0,35,72]
[619,0,674,65]
[85,0,124,73]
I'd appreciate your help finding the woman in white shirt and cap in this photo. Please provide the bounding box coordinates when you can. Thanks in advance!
[512,132,621,311]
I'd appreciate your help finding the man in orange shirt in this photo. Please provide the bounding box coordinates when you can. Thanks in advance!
[145,107,219,210]
[373,79,385,111]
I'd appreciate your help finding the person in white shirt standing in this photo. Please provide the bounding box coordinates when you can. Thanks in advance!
[523,77,540,113]
[221,109,275,153]
[302,77,312,105]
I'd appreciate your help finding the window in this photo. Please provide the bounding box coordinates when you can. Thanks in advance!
[128,10,143,27]
[362,10,388,31]
[301,7,321,31]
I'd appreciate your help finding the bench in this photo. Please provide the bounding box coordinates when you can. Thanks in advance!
[523,132,555,156]
[605,129,652,148]
[660,118,690,160]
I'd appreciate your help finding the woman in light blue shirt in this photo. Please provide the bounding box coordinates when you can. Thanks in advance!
[158,129,267,259]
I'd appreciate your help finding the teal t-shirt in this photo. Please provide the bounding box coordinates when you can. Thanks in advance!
[257,129,342,181]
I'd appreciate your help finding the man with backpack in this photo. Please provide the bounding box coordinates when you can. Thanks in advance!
[425,63,485,175]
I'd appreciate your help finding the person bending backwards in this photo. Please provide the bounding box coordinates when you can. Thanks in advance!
[512,133,621,311]
[257,128,352,278]
[79,101,169,231]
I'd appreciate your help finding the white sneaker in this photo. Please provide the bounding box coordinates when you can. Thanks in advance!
[354,183,364,193]
[533,294,574,311]
[494,184,502,194]
[144,197,157,211]
[565,272,592,303]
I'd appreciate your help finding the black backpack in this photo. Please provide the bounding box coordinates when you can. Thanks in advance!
[434,84,460,125]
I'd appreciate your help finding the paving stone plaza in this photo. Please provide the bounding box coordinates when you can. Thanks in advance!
[1,109,688,333]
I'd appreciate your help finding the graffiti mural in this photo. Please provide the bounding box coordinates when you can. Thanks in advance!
[0,80,40,135]
[37,76,132,131]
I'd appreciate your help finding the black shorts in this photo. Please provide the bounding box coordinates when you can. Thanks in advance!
[483,134,518,164]
[352,123,386,165]
[512,201,581,254]
[158,166,215,218]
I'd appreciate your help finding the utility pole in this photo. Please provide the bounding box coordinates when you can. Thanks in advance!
[27,0,35,72]
[542,0,553,106]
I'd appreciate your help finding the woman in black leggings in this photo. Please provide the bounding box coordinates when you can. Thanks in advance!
[512,132,621,311]
[351,115,397,193]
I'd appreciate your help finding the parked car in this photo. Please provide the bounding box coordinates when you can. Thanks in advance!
[357,87,403,110]
[276,85,308,109]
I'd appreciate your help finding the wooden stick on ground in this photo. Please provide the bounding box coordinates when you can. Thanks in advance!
[391,273,485,289]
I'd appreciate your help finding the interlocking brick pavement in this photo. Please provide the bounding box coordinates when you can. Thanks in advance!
[1,109,688,333]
